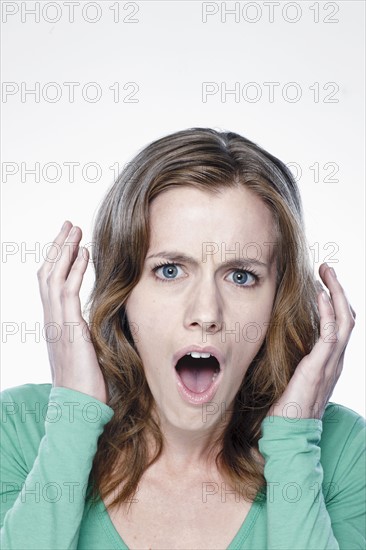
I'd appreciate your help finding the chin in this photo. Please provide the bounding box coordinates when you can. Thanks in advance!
[154,392,230,435]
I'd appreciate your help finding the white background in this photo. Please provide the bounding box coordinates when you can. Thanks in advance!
[1,1,365,417]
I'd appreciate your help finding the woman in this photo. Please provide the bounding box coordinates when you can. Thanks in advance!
[1,128,364,549]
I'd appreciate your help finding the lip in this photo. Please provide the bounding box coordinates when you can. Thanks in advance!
[172,345,225,406]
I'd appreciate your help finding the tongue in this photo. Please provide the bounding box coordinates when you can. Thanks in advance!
[177,357,216,393]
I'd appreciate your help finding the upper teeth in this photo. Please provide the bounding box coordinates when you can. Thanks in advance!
[186,352,211,359]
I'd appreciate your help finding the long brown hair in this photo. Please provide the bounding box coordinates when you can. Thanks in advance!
[85,128,320,508]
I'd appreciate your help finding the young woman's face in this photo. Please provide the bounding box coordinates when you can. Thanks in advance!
[125,185,278,432]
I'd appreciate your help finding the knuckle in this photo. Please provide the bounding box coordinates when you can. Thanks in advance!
[347,316,356,330]
[46,270,61,287]
[339,314,355,331]
[37,265,47,282]
[46,272,54,286]
[61,284,74,300]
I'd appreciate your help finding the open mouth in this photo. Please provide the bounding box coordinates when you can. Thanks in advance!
[175,352,221,394]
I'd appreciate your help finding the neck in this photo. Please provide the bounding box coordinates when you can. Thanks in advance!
[148,407,230,477]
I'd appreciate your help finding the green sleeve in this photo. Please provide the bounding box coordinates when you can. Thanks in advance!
[258,408,366,549]
[0,384,114,550]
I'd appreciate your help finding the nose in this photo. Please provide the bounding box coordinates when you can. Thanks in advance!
[183,276,223,336]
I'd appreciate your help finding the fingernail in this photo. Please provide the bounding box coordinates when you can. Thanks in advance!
[322,291,330,302]
[61,221,68,231]
[328,267,337,279]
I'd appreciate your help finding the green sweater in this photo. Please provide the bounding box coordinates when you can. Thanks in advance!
[0,384,365,550]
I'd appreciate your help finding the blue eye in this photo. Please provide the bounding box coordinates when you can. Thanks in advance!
[153,263,183,280]
[152,262,259,288]
[226,270,257,287]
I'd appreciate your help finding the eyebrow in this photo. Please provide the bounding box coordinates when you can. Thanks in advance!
[146,251,270,270]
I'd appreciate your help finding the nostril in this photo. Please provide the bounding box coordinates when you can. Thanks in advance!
[202,321,222,333]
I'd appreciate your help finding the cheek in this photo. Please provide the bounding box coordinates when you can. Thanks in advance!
[230,291,275,354]
[125,289,168,352]
[232,292,274,329]
[125,284,149,324]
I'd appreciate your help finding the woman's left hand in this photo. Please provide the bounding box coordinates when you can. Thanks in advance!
[266,263,356,420]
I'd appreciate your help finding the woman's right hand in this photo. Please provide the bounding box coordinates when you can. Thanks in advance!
[37,220,108,404]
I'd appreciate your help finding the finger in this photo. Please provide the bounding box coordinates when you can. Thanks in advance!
[60,247,90,320]
[319,266,356,325]
[47,226,82,326]
[47,226,82,309]
[300,289,338,380]
[318,291,350,387]
[319,264,355,344]
[318,287,338,346]
[38,221,73,284]
[38,221,73,304]
[37,221,73,325]
[48,226,82,286]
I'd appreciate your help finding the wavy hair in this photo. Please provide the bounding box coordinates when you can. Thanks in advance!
[85,128,320,508]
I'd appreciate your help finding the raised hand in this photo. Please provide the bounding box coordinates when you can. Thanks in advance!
[37,220,108,404]
[267,263,356,420]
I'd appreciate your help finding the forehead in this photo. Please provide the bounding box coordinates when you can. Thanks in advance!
[148,185,276,261]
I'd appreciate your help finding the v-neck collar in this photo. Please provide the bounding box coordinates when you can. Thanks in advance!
[95,488,265,549]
